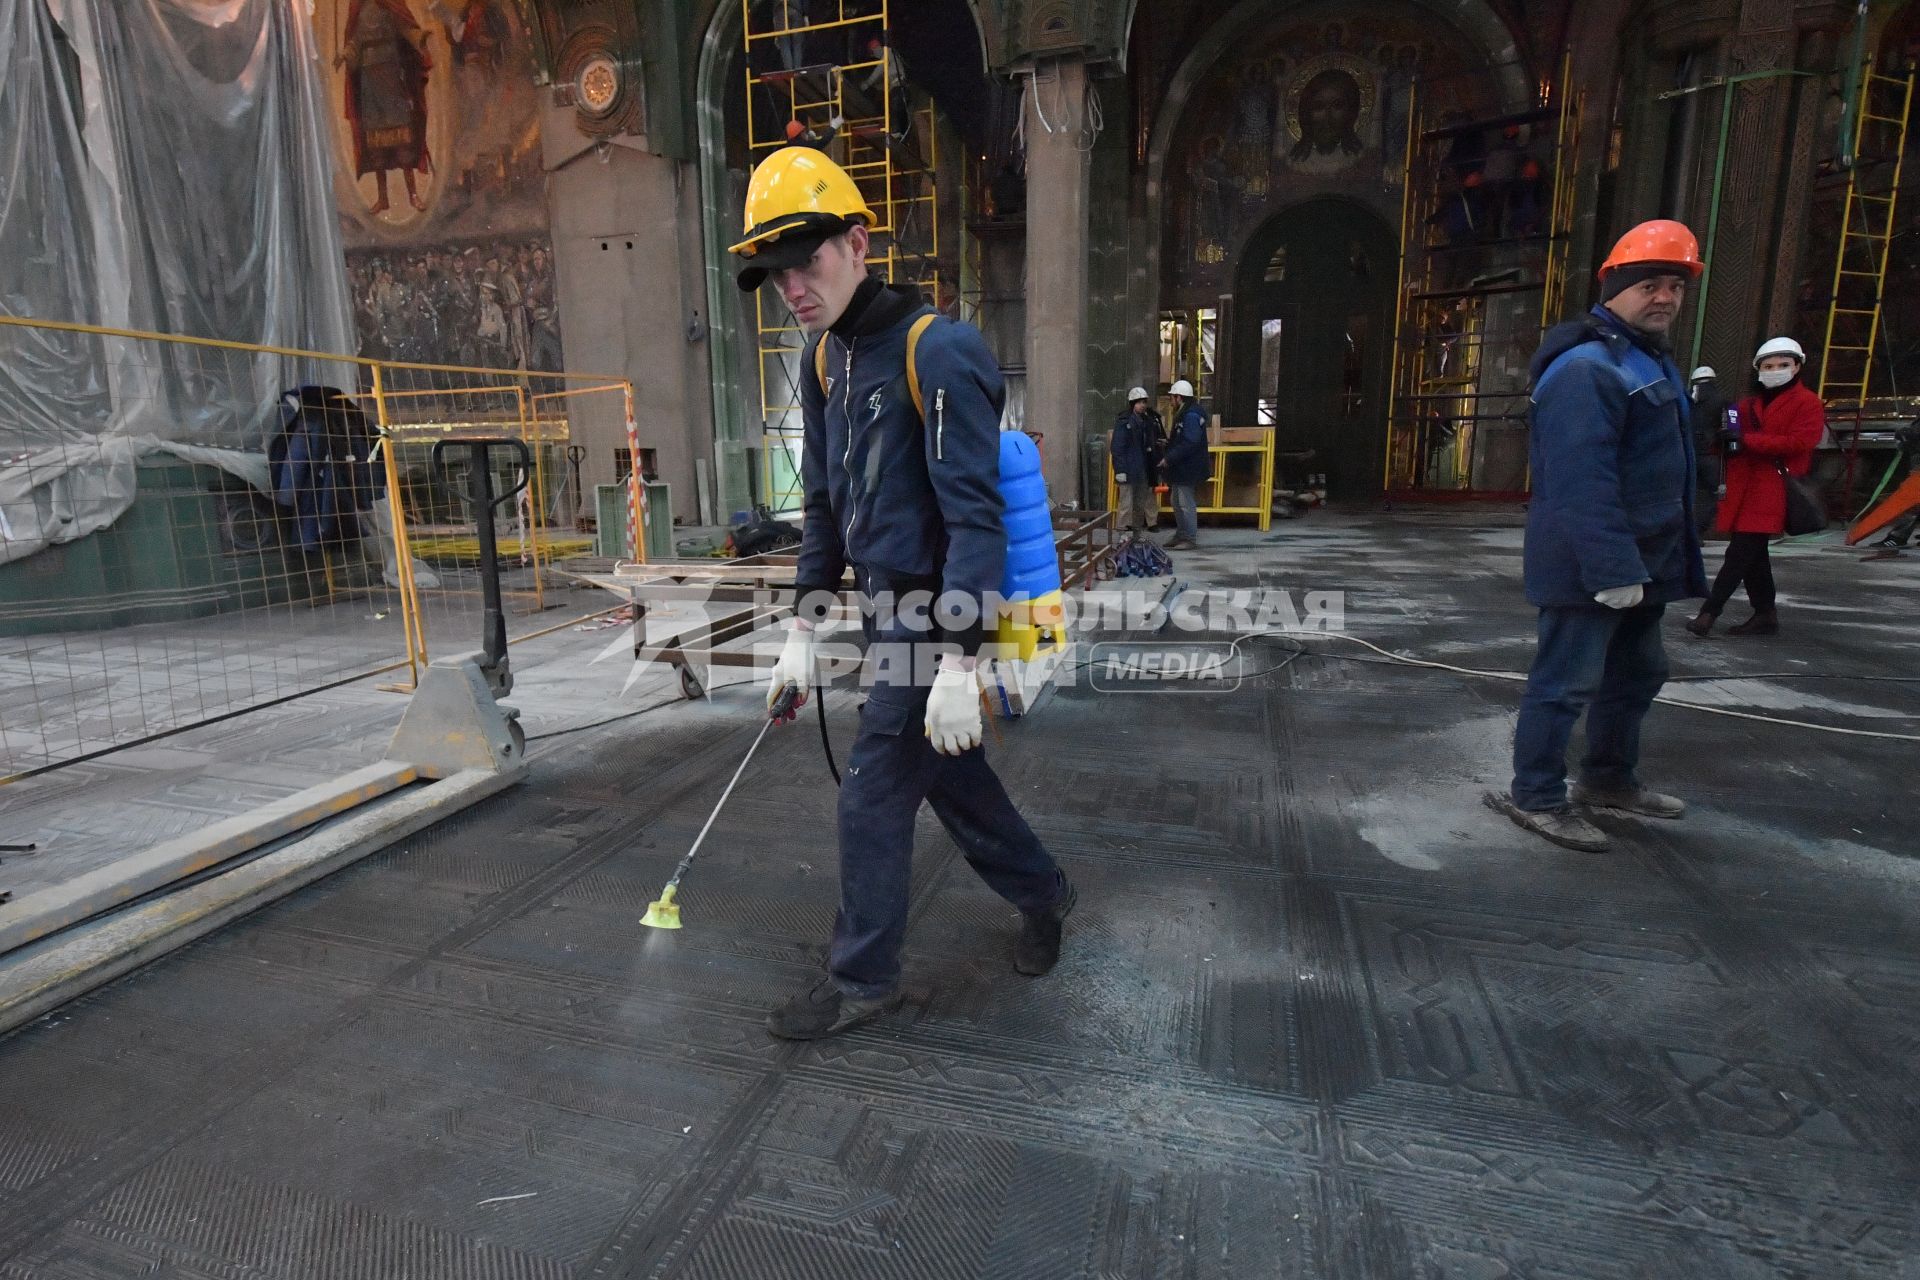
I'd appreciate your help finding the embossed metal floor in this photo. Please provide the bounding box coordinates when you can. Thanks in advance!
[2,517,1917,1278]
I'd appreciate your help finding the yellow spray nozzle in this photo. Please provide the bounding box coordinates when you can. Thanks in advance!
[640,884,682,930]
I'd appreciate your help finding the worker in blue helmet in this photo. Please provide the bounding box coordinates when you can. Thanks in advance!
[731,147,1076,1040]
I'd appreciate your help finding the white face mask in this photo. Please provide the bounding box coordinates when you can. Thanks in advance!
[1757,368,1795,390]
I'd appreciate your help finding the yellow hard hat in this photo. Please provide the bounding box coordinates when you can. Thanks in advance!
[729,147,875,289]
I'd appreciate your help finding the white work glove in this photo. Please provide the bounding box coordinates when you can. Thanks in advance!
[925,663,983,755]
[768,625,815,712]
[1115,472,1129,483]
[1594,584,1645,610]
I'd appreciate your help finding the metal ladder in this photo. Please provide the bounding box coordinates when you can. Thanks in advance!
[1818,61,1916,405]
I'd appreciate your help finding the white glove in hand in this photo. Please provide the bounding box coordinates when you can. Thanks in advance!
[925,664,983,755]
[1115,473,1128,484]
[768,626,815,711]
[1594,584,1645,610]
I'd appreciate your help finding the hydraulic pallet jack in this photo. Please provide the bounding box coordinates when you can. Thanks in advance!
[0,439,533,1034]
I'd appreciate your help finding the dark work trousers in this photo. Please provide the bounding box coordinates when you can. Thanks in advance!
[1121,479,1160,531]
[1694,454,1721,534]
[829,568,1066,998]
[1510,603,1670,812]
[1703,532,1776,614]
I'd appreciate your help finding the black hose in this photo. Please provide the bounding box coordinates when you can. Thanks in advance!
[816,682,841,785]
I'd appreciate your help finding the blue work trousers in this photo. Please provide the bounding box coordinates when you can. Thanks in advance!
[1170,484,1199,542]
[1510,603,1670,811]
[830,574,1065,998]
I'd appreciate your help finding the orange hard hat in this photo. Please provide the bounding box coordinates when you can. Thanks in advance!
[785,119,804,141]
[1598,219,1704,280]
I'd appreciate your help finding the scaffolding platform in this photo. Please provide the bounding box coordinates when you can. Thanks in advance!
[1385,62,1582,500]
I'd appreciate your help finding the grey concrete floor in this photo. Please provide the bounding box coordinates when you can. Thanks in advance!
[1,512,1917,1279]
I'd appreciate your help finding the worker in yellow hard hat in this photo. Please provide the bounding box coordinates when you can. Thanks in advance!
[1488,219,1708,854]
[728,145,875,294]
[730,147,1074,1041]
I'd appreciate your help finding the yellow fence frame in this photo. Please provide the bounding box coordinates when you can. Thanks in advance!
[0,314,636,695]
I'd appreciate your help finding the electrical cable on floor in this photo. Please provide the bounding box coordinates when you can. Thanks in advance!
[1242,631,1920,743]
[529,679,844,785]
[524,678,755,742]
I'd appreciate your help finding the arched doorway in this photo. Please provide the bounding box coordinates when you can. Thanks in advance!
[1229,198,1398,499]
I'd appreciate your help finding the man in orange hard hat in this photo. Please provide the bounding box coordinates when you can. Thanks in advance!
[1489,219,1708,853]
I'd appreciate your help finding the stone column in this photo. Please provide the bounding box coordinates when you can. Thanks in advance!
[1022,55,1093,502]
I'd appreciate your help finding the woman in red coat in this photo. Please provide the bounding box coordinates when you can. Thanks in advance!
[1686,336,1825,636]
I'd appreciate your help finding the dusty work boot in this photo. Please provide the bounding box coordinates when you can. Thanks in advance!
[1684,609,1717,637]
[1725,609,1779,636]
[1569,782,1687,820]
[1164,536,1197,551]
[766,978,902,1041]
[1014,881,1077,976]
[1484,791,1611,853]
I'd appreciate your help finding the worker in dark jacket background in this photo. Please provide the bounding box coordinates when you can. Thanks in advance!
[1161,379,1211,550]
[1110,386,1165,532]
[732,147,1074,1041]
[1686,337,1825,637]
[1490,219,1707,854]
[1688,365,1728,533]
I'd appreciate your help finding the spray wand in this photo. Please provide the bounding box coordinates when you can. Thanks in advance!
[641,682,801,930]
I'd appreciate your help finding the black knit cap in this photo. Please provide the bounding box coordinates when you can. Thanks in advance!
[1599,262,1691,303]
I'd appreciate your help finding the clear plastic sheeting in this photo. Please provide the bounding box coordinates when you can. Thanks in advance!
[0,0,107,447]
[0,0,355,564]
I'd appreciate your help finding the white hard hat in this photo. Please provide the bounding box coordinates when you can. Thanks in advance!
[1127,386,1150,402]
[1689,366,1716,382]
[1752,336,1805,367]
[1169,379,1195,398]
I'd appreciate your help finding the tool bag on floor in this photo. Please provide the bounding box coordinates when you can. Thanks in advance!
[730,504,802,557]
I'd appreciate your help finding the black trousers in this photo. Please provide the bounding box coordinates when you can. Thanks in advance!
[1704,531,1776,614]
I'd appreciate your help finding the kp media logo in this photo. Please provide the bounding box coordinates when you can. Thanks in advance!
[1087,641,1242,693]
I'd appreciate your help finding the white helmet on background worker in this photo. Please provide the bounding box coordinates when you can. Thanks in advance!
[1689,365,1716,384]
[1169,379,1195,398]
[1127,386,1150,403]
[1751,336,1805,368]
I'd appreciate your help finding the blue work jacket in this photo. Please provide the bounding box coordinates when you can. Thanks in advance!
[1523,306,1707,608]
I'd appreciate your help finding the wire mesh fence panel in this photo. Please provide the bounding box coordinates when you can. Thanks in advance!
[0,317,636,778]
[374,368,638,666]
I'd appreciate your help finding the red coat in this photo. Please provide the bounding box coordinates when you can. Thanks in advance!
[1716,383,1825,534]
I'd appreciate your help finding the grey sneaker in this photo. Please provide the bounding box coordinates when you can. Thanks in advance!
[1570,784,1686,820]
[1485,791,1612,852]
[766,978,902,1041]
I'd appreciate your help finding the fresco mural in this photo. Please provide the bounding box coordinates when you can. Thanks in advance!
[314,0,563,369]
[1165,9,1497,303]
[344,237,563,370]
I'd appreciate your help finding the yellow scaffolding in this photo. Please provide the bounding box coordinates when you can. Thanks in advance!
[1385,61,1580,495]
[1819,61,1915,405]
[743,0,949,512]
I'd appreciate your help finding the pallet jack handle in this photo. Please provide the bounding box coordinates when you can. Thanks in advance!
[431,438,532,682]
